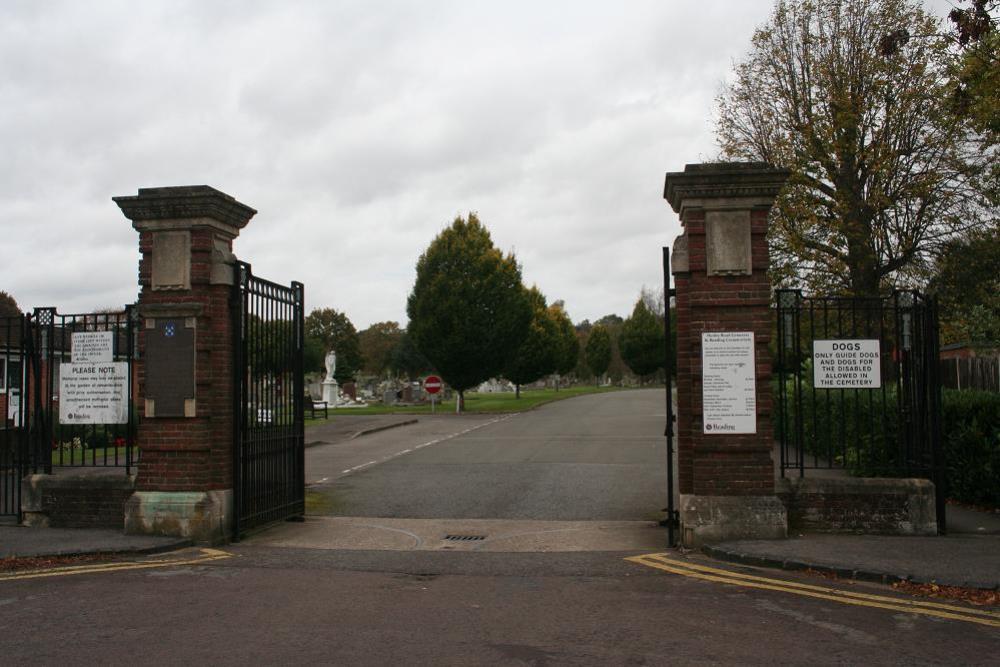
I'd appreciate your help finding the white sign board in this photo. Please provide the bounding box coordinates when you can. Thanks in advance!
[813,340,881,388]
[702,331,756,434]
[71,331,114,364]
[59,362,129,424]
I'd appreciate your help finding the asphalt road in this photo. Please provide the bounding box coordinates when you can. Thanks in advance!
[3,390,997,663]
[2,546,996,665]
[306,389,670,521]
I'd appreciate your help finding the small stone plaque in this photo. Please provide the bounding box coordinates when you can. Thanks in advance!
[705,210,752,276]
[151,231,191,290]
[145,318,195,417]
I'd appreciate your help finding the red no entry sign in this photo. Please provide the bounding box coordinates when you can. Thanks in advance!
[423,375,443,394]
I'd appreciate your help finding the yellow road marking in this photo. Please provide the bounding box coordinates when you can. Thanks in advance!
[0,548,232,582]
[626,553,1000,629]
[635,553,1000,620]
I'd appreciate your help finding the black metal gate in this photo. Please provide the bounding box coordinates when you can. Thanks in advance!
[1,307,137,522]
[233,261,305,538]
[775,290,944,530]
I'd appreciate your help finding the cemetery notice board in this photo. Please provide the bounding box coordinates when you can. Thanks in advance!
[702,331,756,434]
[813,339,881,388]
[60,331,129,424]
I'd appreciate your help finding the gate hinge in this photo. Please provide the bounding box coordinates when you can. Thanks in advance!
[658,510,680,528]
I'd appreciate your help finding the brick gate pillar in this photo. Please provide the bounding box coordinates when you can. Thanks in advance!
[114,186,256,543]
[664,163,790,546]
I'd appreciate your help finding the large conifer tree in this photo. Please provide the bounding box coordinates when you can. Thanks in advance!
[407,214,531,410]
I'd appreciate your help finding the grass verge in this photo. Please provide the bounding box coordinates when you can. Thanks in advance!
[306,385,634,422]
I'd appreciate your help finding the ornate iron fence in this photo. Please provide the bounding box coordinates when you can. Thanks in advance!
[0,307,137,521]
[774,290,944,528]
[27,307,139,474]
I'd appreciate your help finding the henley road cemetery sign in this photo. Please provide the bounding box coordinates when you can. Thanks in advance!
[701,332,756,434]
[59,330,128,424]
[812,340,881,389]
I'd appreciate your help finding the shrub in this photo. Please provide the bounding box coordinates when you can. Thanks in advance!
[941,389,1000,507]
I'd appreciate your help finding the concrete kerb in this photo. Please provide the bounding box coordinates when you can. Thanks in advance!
[350,418,419,440]
[304,417,419,449]
[702,543,999,590]
[0,528,193,560]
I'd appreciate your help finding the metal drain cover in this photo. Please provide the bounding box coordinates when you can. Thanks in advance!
[443,534,487,542]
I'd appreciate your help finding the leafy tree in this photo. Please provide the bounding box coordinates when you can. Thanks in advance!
[716,0,990,296]
[245,316,297,380]
[0,291,20,318]
[585,325,612,383]
[504,287,558,398]
[548,302,579,389]
[947,2,1000,140]
[390,330,432,381]
[618,298,666,382]
[304,307,362,383]
[928,228,1000,343]
[946,2,999,202]
[406,213,531,410]
[358,321,404,378]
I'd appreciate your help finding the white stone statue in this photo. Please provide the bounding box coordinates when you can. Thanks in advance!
[322,349,339,404]
[324,350,337,380]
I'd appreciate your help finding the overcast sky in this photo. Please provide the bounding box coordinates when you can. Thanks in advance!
[0,0,955,329]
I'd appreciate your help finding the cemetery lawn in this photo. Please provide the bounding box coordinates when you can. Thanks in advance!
[309,385,629,420]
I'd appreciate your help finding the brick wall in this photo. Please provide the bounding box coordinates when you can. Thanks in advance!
[135,227,235,493]
[23,472,136,529]
[674,208,775,496]
[777,477,937,535]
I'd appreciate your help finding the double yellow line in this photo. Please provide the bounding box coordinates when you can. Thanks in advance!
[626,553,1000,629]
[0,548,232,582]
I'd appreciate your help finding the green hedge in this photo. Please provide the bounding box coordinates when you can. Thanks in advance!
[774,380,906,475]
[941,389,1000,507]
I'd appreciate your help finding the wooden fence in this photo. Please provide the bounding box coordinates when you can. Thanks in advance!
[940,357,1000,392]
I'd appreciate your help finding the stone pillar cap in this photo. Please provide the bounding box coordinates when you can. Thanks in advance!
[663,162,790,214]
[114,185,257,229]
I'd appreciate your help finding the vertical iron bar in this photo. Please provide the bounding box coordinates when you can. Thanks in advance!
[294,281,305,519]
[661,248,676,547]
[777,292,787,476]
[793,292,804,478]
[927,296,945,533]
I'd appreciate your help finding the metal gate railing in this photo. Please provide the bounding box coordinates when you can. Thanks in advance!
[1,314,29,521]
[1,307,137,522]
[233,261,305,538]
[774,290,944,529]
[28,307,138,474]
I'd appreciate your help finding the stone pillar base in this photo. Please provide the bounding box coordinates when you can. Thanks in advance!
[124,489,233,544]
[680,494,787,547]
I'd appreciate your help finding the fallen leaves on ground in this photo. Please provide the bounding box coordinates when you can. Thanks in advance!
[892,580,999,607]
[0,553,118,572]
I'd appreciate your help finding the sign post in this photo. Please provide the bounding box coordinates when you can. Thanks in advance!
[423,375,442,414]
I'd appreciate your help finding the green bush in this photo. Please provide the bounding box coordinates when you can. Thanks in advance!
[941,389,1000,507]
[774,377,906,475]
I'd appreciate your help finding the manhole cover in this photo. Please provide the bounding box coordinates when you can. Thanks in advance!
[443,534,487,542]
